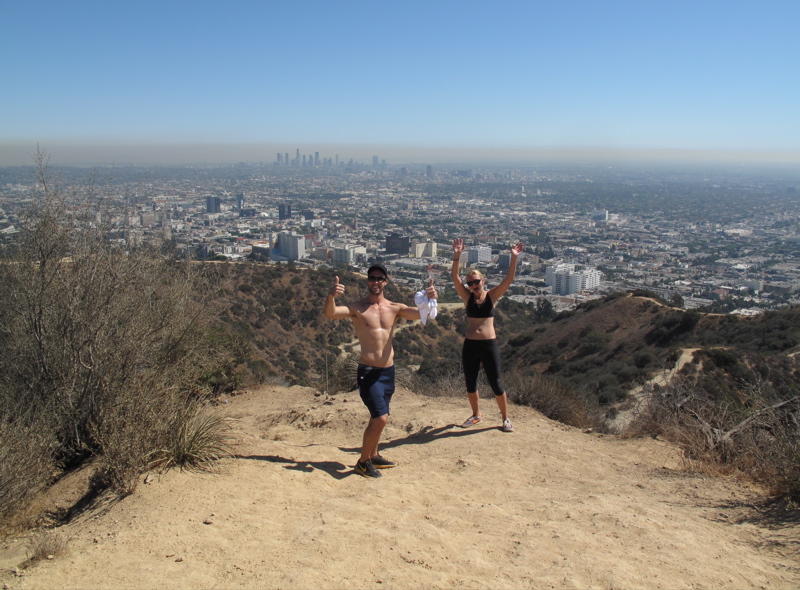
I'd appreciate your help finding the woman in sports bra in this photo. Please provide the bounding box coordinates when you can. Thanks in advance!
[451,238,524,433]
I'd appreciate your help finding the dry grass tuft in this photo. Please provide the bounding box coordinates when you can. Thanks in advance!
[151,405,238,472]
[25,530,69,564]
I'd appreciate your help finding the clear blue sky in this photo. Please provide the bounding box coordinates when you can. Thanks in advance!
[2,0,799,165]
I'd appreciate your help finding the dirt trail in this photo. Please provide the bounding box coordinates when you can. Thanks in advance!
[2,385,799,589]
[610,348,701,432]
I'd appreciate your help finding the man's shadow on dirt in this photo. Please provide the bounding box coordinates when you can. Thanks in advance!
[237,454,353,480]
[337,423,496,455]
[239,424,493,480]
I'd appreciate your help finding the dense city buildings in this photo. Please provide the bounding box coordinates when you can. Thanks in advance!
[2,152,799,314]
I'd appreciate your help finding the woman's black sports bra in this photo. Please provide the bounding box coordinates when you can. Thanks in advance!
[466,293,495,318]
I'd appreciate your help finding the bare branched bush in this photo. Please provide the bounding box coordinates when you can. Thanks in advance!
[758,409,800,499]
[627,376,800,500]
[0,150,237,512]
[0,417,56,521]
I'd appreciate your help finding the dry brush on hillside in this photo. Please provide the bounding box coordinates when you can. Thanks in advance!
[0,153,237,525]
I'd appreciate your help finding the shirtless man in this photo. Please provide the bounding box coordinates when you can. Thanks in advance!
[324,264,437,478]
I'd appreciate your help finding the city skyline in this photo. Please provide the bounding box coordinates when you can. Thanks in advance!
[2,1,800,167]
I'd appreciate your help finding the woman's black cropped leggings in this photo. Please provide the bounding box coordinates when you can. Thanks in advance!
[462,338,505,396]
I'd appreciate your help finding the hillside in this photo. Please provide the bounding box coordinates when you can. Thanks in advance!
[214,264,800,427]
[2,385,799,589]
[500,292,800,410]
[212,262,464,390]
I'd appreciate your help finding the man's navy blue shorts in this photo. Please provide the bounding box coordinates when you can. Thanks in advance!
[357,364,395,418]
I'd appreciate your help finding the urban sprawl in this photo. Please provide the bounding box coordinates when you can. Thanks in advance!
[2,150,800,315]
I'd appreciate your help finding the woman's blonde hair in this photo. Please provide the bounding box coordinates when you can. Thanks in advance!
[465,269,484,279]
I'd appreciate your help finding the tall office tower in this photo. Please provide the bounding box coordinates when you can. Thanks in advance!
[236,193,245,211]
[206,196,221,213]
[285,153,289,166]
[426,165,433,178]
[315,152,320,166]
[372,156,379,166]
[498,253,511,270]
[277,153,282,164]
[302,155,307,167]
[295,149,300,166]
[335,155,339,166]
[385,232,411,255]
[278,203,292,220]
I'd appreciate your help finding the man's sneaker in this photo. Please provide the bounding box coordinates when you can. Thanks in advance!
[370,455,397,469]
[461,414,483,428]
[354,459,382,478]
[502,418,514,433]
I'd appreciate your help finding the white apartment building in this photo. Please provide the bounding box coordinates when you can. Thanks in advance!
[466,245,492,265]
[545,263,575,286]
[548,264,602,295]
[413,240,438,258]
[333,246,355,265]
[333,245,367,265]
[279,232,306,260]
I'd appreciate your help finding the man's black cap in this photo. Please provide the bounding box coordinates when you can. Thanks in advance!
[367,263,389,278]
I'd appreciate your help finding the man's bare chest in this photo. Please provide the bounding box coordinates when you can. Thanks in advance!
[354,305,396,330]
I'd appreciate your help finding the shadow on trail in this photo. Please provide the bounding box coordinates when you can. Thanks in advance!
[338,423,496,454]
[710,497,800,557]
[237,454,352,480]
[238,425,496,480]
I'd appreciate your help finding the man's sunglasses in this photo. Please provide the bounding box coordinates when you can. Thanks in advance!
[466,279,482,287]
[368,275,387,283]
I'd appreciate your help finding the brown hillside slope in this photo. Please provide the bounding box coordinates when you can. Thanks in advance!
[505,295,671,371]
[3,387,798,589]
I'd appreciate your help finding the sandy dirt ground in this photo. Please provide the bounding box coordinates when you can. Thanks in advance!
[2,385,800,589]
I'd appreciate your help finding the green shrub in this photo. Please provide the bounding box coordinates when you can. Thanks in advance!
[577,327,611,356]
[508,333,535,347]
[706,348,739,368]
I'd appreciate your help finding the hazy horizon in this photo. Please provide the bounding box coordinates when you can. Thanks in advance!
[2,142,800,169]
[3,2,799,168]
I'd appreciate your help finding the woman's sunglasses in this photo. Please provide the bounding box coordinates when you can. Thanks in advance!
[466,279,482,287]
